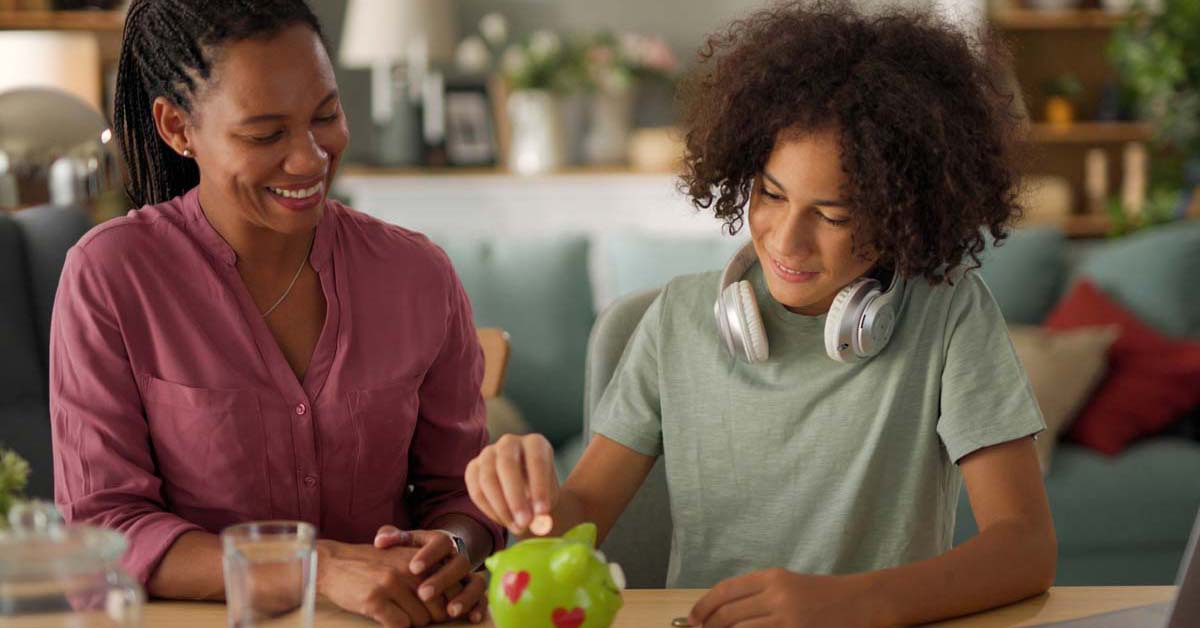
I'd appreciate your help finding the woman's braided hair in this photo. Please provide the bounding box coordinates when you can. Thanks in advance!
[114,0,323,208]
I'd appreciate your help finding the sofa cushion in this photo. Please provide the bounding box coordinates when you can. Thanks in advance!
[596,233,745,309]
[438,236,594,446]
[0,214,43,404]
[1045,280,1200,455]
[1008,325,1118,472]
[954,438,1200,584]
[1079,221,1200,339]
[977,227,1068,325]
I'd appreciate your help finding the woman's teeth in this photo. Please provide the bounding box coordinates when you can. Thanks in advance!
[268,182,322,199]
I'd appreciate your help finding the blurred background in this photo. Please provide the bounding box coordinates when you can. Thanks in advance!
[1,0,1197,588]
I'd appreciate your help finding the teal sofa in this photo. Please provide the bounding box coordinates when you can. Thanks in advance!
[436,222,1200,585]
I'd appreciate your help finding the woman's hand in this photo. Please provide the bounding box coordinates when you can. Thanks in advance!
[374,526,487,623]
[688,568,880,628]
[315,539,461,628]
[465,434,559,536]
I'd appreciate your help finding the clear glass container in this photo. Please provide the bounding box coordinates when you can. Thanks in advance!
[0,502,143,627]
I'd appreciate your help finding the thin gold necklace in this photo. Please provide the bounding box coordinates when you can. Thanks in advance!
[261,237,313,318]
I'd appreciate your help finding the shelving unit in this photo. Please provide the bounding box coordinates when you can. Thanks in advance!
[992,6,1149,237]
[0,9,124,31]
[991,8,1128,29]
[0,9,125,118]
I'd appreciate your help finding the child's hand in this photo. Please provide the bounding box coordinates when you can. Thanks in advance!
[464,434,559,536]
[688,568,879,628]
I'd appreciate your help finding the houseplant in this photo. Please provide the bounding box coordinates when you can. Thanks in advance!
[0,447,30,528]
[1109,0,1200,221]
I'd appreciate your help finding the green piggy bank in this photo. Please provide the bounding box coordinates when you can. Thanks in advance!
[485,523,625,628]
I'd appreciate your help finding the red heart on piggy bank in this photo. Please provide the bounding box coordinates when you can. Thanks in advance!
[502,571,530,604]
[552,606,586,628]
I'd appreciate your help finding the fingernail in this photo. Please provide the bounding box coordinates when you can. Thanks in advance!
[514,511,530,528]
[534,500,549,514]
[449,603,462,617]
[419,585,434,601]
[411,561,425,573]
[471,611,482,623]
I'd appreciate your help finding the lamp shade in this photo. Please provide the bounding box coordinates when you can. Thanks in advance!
[0,32,101,112]
[339,0,456,68]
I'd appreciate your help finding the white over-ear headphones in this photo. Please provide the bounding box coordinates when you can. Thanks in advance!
[714,241,905,364]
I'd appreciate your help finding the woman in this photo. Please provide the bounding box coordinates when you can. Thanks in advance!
[49,1,498,626]
[466,3,1056,627]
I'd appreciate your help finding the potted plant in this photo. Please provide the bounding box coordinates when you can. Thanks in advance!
[579,32,679,164]
[1043,74,1084,128]
[0,447,30,528]
[1109,0,1200,221]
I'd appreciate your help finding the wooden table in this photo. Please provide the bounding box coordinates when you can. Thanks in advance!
[140,587,1174,627]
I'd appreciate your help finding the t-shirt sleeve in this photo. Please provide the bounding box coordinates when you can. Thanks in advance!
[937,272,1046,463]
[590,291,666,457]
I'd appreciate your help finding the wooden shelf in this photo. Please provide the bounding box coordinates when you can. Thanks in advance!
[338,164,675,178]
[1059,213,1113,238]
[991,9,1129,29]
[1025,122,1153,144]
[0,10,124,31]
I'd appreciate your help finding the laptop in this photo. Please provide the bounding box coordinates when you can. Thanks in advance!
[1037,508,1200,627]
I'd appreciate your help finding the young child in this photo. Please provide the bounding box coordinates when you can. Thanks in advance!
[466,2,1055,626]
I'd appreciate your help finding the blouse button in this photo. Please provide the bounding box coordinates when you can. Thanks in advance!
[304,475,317,487]
[295,403,307,416]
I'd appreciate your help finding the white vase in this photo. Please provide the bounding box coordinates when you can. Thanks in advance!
[584,89,634,165]
[506,89,566,175]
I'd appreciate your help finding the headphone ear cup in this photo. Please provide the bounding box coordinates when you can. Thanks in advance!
[857,296,897,358]
[824,278,879,363]
[735,281,769,363]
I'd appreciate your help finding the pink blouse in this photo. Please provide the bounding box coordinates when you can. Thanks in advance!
[50,187,503,585]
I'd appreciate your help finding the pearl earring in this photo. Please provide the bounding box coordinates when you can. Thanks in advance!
[182,148,193,158]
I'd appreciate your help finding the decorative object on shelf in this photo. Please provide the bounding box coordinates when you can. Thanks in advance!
[444,78,496,167]
[1024,0,1081,12]
[340,0,456,166]
[506,89,566,175]
[579,32,678,165]
[0,87,122,212]
[1105,142,1180,234]
[454,13,512,166]
[1120,141,1147,215]
[498,30,586,174]
[1019,175,1074,223]
[628,126,684,173]
[1085,148,1110,215]
[1043,74,1084,127]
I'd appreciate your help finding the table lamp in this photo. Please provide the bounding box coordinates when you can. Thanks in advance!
[340,0,455,165]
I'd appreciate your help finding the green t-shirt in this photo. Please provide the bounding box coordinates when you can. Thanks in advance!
[591,264,1045,588]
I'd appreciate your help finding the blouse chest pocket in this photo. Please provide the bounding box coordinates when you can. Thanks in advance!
[346,377,420,515]
[140,374,266,514]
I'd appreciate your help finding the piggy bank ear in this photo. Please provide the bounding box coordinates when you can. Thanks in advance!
[484,554,498,572]
[549,543,592,586]
[562,522,598,548]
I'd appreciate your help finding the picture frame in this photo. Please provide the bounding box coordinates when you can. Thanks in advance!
[444,79,497,167]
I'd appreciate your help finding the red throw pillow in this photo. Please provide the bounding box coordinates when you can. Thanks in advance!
[1043,279,1200,455]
